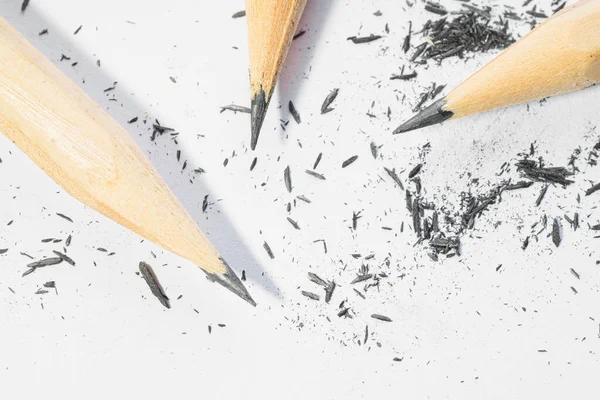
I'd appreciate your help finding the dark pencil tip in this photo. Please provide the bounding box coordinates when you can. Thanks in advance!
[206,258,257,306]
[250,88,269,151]
[393,98,454,134]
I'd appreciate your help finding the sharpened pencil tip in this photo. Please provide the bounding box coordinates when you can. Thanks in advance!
[206,258,257,306]
[250,89,269,151]
[393,98,454,134]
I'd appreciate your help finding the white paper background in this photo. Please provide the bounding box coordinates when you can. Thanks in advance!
[0,0,599,399]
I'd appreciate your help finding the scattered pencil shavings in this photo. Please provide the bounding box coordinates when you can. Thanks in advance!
[371,314,392,322]
[321,89,339,114]
[139,262,170,309]
[220,105,251,114]
[232,10,246,18]
[515,159,574,186]
[413,11,514,62]
[347,34,382,44]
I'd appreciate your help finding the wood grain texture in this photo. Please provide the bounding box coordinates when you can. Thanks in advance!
[0,17,226,275]
[447,0,600,118]
[246,0,307,99]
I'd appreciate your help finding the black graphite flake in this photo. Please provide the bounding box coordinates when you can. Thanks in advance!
[424,3,447,15]
[350,274,372,284]
[53,250,75,266]
[390,72,417,81]
[324,281,336,303]
[297,195,311,204]
[535,185,549,207]
[313,153,323,170]
[284,166,292,192]
[402,21,412,53]
[522,236,530,250]
[370,142,378,159]
[27,257,63,269]
[287,217,300,230]
[371,314,392,322]
[241,270,246,281]
[408,164,422,179]
[301,291,320,301]
[342,155,358,168]
[139,262,170,309]
[232,10,246,18]
[74,25,82,35]
[250,157,257,171]
[352,211,362,230]
[552,218,561,247]
[321,89,339,114]
[347,35,382,44]
[128,117,138,124]
[305,170,325,180]
[56,213,73,222]
[504,181,534,190]
[570,268,580,280]
[60,54,71,61]
[263,241,274,259]
[220,104,251,114]
[293,30,306,40]
[308,272,328,287]
[39,29,48,36]
[384,167,404,190]
[0,249,7,254]
[585,182,600,196]
[288,101,301,124]
[21,0,29,12]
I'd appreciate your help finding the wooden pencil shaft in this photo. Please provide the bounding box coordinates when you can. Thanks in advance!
[0,17,225,275]
[447,0,600,118]
[246,0,307,98]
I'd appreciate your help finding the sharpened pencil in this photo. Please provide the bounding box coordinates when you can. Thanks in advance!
[395,0,600,134]
[0,16,255,306]
[246,0,307,150]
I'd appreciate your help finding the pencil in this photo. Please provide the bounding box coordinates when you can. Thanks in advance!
[394,0,600,134]
[246,0,307,150]
[0,17,255,306]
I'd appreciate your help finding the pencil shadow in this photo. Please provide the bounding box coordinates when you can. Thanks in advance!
[3,7,279,303]
[275,0,336,123]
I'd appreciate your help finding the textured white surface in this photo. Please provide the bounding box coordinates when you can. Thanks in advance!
[0,0,599,399]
